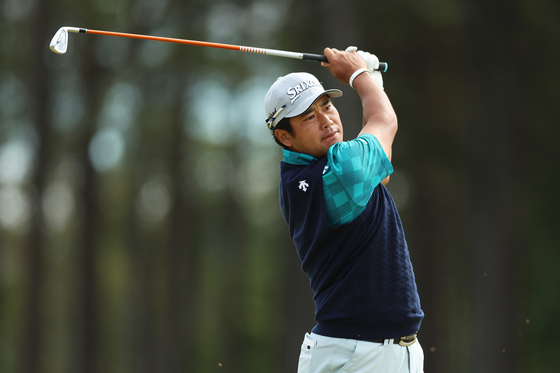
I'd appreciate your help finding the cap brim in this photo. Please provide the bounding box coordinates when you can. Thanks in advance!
[285,89,343,119]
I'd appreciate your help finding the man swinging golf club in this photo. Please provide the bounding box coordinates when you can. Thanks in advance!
[264,47,424,373]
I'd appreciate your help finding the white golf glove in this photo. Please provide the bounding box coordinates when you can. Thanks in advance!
[345,46,384,90]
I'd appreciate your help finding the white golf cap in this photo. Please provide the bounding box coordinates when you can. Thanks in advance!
[264,72,342,129]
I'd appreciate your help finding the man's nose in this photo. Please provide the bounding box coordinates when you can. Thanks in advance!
[319,112,333,128]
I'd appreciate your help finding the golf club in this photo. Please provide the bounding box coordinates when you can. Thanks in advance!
[49,26,388,72]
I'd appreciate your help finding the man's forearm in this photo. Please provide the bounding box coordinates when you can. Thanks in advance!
[354,72,397,161]
[354,73,397,132]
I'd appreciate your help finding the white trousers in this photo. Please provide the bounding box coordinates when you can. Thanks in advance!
[297,332,424,373]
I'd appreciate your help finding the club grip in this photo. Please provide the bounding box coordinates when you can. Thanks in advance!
[302,53,388,73]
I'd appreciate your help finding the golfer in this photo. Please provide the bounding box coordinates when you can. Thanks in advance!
[264,47,424,373]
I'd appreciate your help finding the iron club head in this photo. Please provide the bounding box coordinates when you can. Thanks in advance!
[49,27,82,54]
[50,27,69,54]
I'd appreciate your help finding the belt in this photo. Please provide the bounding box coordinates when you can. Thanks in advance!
[368,333,418,347]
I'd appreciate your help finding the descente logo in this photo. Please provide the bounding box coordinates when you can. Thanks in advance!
[287,80,319,104]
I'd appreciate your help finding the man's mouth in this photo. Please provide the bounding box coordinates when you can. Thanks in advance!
[323,131,338,141]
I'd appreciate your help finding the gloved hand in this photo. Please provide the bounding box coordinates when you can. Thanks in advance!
[345,46,384,90]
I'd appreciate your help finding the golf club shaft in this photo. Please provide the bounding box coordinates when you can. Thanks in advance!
[66,27,388,72]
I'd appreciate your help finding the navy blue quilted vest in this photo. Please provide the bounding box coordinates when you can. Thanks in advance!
[280,157,423,340]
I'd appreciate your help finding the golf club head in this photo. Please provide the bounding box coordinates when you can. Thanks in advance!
[50,27,69,54]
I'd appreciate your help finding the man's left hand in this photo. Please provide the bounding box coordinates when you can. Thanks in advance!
[345,47,384,90]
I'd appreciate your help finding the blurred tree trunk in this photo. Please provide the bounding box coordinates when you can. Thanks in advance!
[74,42,103,373]
[218,149,249,371]
[465,1,523,371]
[19,3,51,372]
[126,216,156,373]
[162,106,187,373]
[127,227,159,373]
[162,82,200,373]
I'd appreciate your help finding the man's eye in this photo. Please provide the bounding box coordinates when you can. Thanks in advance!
[304,115,314,121]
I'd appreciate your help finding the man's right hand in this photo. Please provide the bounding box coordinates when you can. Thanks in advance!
[321,47,368,86]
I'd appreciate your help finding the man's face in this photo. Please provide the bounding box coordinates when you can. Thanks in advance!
[276,95,343,158]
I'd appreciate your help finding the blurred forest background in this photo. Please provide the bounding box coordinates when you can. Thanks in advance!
[1,0,559,372]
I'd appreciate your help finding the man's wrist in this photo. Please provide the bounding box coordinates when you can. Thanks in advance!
[349,68,371,89]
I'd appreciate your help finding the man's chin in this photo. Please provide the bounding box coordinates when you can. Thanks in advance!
[324,133,342,146]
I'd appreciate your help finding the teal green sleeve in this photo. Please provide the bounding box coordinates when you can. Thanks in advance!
[323,134,393,226]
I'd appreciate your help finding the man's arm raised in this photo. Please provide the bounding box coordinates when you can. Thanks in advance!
[321,48,398,163]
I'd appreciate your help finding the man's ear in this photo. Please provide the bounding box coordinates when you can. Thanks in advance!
[275,129,293,148]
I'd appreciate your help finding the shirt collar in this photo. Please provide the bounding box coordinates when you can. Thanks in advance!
[282,148,318,165]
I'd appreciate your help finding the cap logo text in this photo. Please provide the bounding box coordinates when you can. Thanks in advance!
[286,80,319,104]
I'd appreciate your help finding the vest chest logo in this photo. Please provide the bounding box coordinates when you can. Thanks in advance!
[298,180,309,192]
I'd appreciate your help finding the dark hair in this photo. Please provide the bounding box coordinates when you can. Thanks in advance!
[271,117,294,150]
